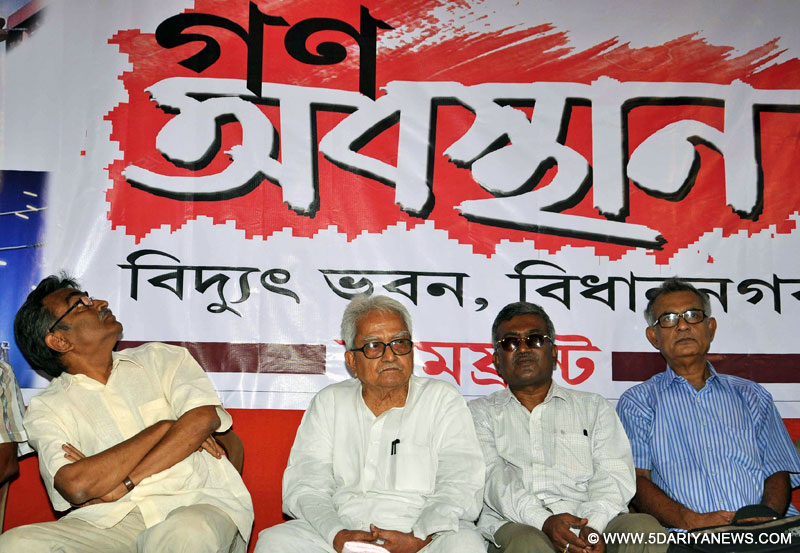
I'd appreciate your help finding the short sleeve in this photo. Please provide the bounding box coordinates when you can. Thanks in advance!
[616,386,653,471]
[23,395,75,511]
[153,344,232,432]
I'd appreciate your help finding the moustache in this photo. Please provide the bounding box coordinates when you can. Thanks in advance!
[512,352,539,365]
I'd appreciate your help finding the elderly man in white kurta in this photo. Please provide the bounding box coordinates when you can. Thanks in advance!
[255,295,485,553]
[0,275,253,552]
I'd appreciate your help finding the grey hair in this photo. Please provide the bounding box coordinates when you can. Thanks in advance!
[491,302,556,344]
[341,294,413,349]
[644,278,712,326]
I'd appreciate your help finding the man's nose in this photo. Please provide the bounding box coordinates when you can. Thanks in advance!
[516,338,533,353]
[675,314,690,330]
[382,343,397,361]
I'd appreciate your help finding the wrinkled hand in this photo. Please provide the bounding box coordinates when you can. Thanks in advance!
[196,436,225,459]
[543,514,590,553]
[333,528,379,553]
[371,525,431,553]
[683,510,734,530]
[579,526,605,553]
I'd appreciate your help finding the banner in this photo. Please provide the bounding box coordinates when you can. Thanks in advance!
[1,0,799,415]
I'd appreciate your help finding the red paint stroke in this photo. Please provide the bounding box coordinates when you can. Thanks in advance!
[106,0,800,263]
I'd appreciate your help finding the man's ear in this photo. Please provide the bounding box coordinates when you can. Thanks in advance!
[645,325,660,350]
[344,350,357,377]
[44,332,72,354]
[492,350,506,382]
[550,343,558,367]
[708,317,717,342]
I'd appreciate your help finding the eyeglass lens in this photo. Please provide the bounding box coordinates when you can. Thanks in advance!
[497,334,548,352]
[656,309,705,328]
[360,339,413,359]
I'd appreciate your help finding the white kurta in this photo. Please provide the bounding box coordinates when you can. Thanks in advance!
[282,375,485,544]
[23,343,253,540]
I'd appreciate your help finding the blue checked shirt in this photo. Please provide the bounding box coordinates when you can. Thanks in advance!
[617,364,800,517]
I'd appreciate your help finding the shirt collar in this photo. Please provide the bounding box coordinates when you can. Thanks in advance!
[501,379,566,408]
[58,350,137,391]
[662,361,719,390]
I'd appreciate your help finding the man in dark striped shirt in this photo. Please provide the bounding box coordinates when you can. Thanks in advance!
[617,278,800,530]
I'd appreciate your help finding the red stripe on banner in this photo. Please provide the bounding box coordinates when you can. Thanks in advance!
[612,352,800,383]
[116,341,326,375]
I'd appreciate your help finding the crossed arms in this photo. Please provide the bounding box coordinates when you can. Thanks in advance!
[54,405,221,506]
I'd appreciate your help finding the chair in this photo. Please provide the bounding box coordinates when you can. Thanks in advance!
[215,429,245,475]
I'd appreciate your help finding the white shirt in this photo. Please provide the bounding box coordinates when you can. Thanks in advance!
[282,375,485,544]
[23,343,253,539]
[469,383,634,540]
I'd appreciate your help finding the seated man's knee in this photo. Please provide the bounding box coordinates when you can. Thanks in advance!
[429,527,486,553]
[492,522,550,552]
[254,520,331,553]
[0,526,50,552]
[139,505,237,553]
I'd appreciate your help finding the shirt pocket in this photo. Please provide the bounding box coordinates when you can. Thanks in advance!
[556,430,593,481]
[394,441,436,494]
[138,397,174,426]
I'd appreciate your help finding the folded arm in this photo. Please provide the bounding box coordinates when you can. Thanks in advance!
[55,405,220,505]
[633,468,733,529]
[761,471,790,516]
[54,418,173,505]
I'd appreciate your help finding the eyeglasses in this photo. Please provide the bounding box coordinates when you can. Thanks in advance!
[495,333,551,353]
[350,338,413,359]
[653,309,706,328]
[48,293,93,333]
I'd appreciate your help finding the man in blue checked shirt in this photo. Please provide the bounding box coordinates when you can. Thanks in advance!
[616,278,800,530]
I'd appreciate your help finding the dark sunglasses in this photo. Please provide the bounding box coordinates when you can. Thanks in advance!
[495,333,551,352]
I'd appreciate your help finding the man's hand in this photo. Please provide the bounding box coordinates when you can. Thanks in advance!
[196,436,224,459]
[62,442,86,462]
[543,514,590,553]
[63,444,130,507]
[579,526,605,553]
[682,510,734,530]
[333,528,379,553]
[370,525,431,553]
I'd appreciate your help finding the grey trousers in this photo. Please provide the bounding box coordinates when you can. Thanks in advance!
[0,504,245,553]
[488,513,668,553]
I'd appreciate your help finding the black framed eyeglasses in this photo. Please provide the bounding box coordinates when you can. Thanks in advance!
[653,309,706,328]
[350,338,413,359]
[495,333,551,353]
[48,293,93,333]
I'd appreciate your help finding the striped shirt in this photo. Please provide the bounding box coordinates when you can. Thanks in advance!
[616,364,800,517]
[0,359,32,455]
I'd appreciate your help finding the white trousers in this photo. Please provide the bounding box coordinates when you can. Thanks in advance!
[0,504,245,553]
[254,519,486,553]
